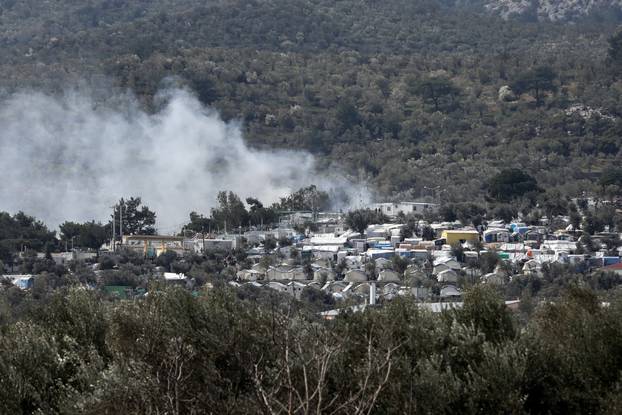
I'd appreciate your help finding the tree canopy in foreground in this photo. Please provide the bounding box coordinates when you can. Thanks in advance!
[0,284,621,413]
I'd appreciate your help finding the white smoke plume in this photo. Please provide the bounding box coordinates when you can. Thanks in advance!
[0,88,370,233]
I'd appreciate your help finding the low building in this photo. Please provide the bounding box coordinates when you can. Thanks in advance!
[522,260,542,277]
[441,230,480,245]
[406,286,430,300]
[404,266,427,285]
[378,269,400,282]
[319,304,369,320]
[266,266,307,281]
[371,202,439,218]
[344,269,367,282]
[244,230,276,245]
[36,251,98,265]
[266,281,289,293]
[3,274,34,289]
[203,238,237,252]
[309,233,348,246]
[352,282,372,296]
[433,257,461,272]
[313,267,336,282]
[482,272,505,285]
[416,299,520,313]
[366,224,404,238]
[366,249,395,260]
[186,236,241,253]
[374,257,392,269]
[540,240,578,253]
[440,285,462,299]
[122,235,185,257]
[237,269,265,281]
[603,263,622,276]
[164,272,187,285]
[437,269,458,283]
[287,281,306,299]
[483,229,511,243]
[322,281,349,293]
[383,282,401,295]
[302,245,340,261]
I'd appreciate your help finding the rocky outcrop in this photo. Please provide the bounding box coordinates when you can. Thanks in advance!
[498,85,517,102]
[484,0,622,22]
[564,104,616,121]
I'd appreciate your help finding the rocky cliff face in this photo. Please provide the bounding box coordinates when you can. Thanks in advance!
[484,0,622,21]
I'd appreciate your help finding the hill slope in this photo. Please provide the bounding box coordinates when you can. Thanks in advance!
[484,0,622,22]
[0,0,620,203]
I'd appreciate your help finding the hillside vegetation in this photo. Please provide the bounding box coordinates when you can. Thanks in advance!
[1,0,621,201]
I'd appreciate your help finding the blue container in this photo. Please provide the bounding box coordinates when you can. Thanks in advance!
[603,256,621,266]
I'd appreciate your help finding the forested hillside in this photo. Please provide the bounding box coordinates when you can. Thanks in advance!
[1,0,621,201]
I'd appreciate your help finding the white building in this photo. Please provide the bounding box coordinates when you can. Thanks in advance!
[378,269,400,282]
[437,269,458,283]
[371,202,439,218]
[121,235,186,257]
[344,269,368,282]
[266,266,307,281]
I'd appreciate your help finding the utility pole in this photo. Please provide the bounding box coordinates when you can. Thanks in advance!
[119,202,123,244]
[200,214,206,254]
[111,205,116,252]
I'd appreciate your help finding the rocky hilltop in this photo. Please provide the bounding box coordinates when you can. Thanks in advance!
[484,0,622,21]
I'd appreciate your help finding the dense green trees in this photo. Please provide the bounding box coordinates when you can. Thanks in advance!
[487,169,540,202]
[0,0,619,204]
[511,66,558,106]
[0,284,621,413]
[0,212,56,262]
[335,99,362,132]
[410,75,461,112]
[520,288,622,413]
[59,221,108,250]
[492,204,518,223]
[185,197,279,235]
[114,197,156,235]
[187,186,328,235]
[440,203,486,226]
[246,198,279,227]
[599,166,622,190]
[582,205,619,234]
[183,211,214,235]
[608,28,622,69]
[211,191,249,231]
[345,208,389,234]
[277,185,330,212]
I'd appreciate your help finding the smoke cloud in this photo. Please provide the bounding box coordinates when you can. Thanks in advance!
[0,88,370,232]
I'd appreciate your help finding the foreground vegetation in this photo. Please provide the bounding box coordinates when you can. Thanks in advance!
[0,284,620,414]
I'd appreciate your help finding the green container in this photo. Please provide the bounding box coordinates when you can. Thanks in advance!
[104,285,130,299]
